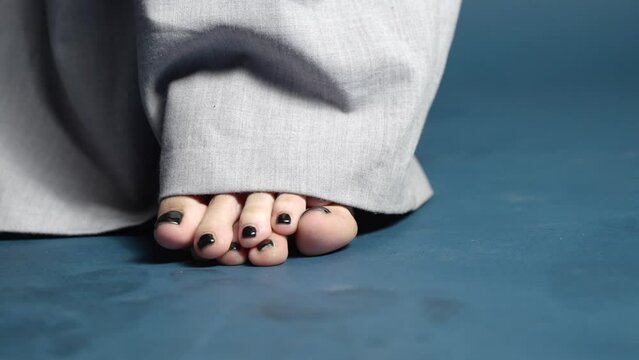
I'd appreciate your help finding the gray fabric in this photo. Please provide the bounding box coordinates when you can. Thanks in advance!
[0,1,159,234]
[0,0,461,234]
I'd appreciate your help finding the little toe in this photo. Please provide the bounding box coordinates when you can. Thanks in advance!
[248,232,289,266]
[154,196,207,250]
[271,193,306,236]
[295,205,358,256]
[193,194,242,260]
[238,192,275,248]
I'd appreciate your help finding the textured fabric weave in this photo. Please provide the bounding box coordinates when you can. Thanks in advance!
[0,0,461,234]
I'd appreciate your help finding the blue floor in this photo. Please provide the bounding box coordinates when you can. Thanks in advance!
[1,1,638,359]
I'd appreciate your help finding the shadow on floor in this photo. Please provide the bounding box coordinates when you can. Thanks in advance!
[114,209,412,265]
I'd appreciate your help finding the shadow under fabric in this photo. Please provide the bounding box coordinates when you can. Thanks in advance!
[0,0,461,234]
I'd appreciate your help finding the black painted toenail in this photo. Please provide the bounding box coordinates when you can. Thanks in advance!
[302,206,331,216]
[257,239,274,251]
[276,213,292,225]
[242,226,257,238]
[229,242,240,251]
[155,211,183,228]
[197,234,215,250]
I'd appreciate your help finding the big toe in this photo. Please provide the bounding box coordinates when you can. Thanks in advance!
[154,196,207,250]
[295,205,358,256]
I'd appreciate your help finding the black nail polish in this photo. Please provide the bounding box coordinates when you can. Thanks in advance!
[257,239,274,251]
[155,210,183,228]
[276,213,292,225]
[242,226,257,238]
[229,242,240,251]
[302,206,331,216]
[197,234,215,250]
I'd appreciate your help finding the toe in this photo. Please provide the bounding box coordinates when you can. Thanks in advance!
[248,232,289,266]
[216,223,249,265]
[238,192,275,248]
[193,194,242,260]
[271,193,306,236]
[295,205,358,256]
[154,196,207,250]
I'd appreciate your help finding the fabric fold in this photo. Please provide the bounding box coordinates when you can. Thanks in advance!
[138,0,461,214]
[0,0,461,234]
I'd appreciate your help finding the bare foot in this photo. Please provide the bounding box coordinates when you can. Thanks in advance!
[154,193,358,266]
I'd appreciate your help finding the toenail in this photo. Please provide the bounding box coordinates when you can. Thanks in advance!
[257,239,274,251]
[155,210,183,228]
[242,226,257,238]
[276,213,292,225]
[197,233,215,250]
[302,206,331,216]
[229,242,240,251]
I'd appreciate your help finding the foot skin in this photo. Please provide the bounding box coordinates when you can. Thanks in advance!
[154,193,358,266]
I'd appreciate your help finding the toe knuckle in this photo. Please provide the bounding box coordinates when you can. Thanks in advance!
[241,206,267,220]
[276,194,304,207]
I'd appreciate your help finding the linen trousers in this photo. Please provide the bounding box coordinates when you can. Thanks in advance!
[0,0,461,234]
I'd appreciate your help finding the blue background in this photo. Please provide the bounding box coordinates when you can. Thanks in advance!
[1,1,637,359]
